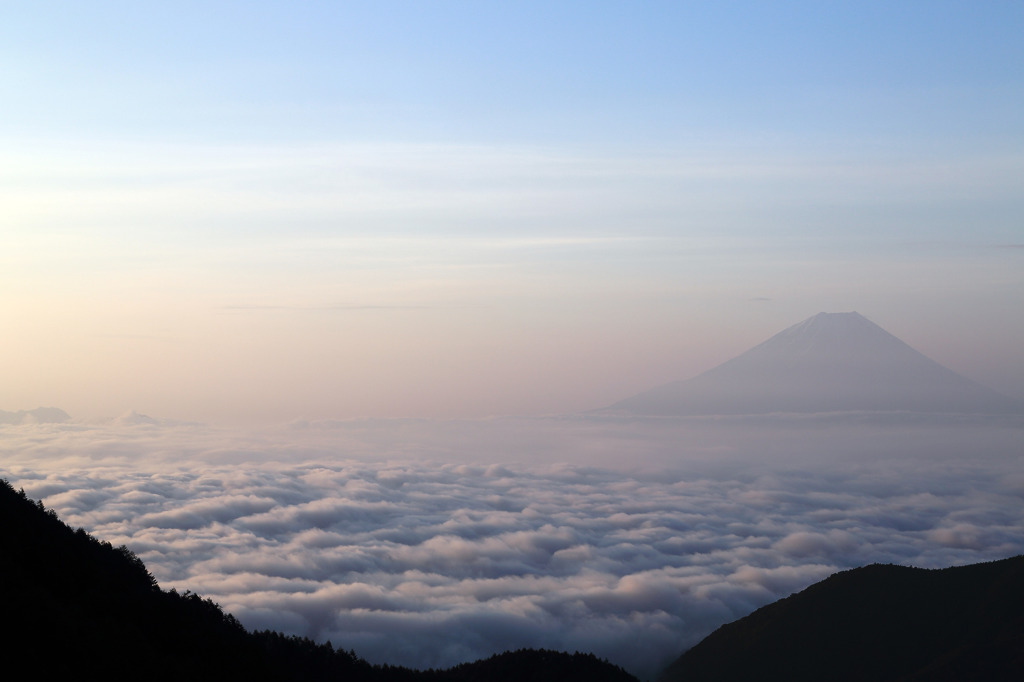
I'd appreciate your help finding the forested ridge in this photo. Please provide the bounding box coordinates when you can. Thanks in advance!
[0,478,636,681]
[659,554,1024,681]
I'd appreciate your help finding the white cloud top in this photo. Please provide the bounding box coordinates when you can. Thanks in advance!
[3,416,1021,678]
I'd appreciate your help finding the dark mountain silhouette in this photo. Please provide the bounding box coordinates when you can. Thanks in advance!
[605,312,1021,416]
[0,477,637,682]
[659,556,1024,682]
[384,650,637,682]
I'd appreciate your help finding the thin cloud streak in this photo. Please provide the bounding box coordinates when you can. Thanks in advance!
[221,304,433,312]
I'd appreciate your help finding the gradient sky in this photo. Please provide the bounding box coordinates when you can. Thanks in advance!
[3,1,1022,423]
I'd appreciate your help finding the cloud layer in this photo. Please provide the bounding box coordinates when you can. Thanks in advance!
[3,416,1022,678]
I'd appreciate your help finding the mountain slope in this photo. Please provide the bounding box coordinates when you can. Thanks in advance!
[658,556,1024,682]
[0,406,70,424]
[605,312,1021,416]
[0,476,365,680]
[0,478,637,682]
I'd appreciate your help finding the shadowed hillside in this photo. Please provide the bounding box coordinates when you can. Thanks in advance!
[0,477,636,682]
[659,557,1024,682]
[0,476,371,680]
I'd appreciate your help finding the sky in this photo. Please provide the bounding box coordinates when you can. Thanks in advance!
[2,5,1023,675]
[3,1,1023,423]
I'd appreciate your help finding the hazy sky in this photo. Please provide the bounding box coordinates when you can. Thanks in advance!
[3,1,1022,422]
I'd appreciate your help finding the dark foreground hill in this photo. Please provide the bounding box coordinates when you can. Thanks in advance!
[0,478,635,682]
[659,556,1024,682]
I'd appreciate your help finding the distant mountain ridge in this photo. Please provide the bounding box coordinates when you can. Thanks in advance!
[605,312,1021,416]
[659,555,1024,682]
[0,406,70,424]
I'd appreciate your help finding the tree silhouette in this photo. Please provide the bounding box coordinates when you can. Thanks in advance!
[0,478,639,681]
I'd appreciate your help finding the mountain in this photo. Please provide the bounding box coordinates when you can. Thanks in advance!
[604,312,1021,416]
[658,555,1024,682]
[431,649,637,682]
[0,406,71,424]
[114,410,162,426]
[0,477,637,682]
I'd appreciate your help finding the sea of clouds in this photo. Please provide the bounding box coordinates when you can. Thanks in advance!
[2,414,1022,679]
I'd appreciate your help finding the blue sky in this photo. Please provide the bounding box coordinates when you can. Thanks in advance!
[2,1,1022,421]
[6,2,1021,146]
